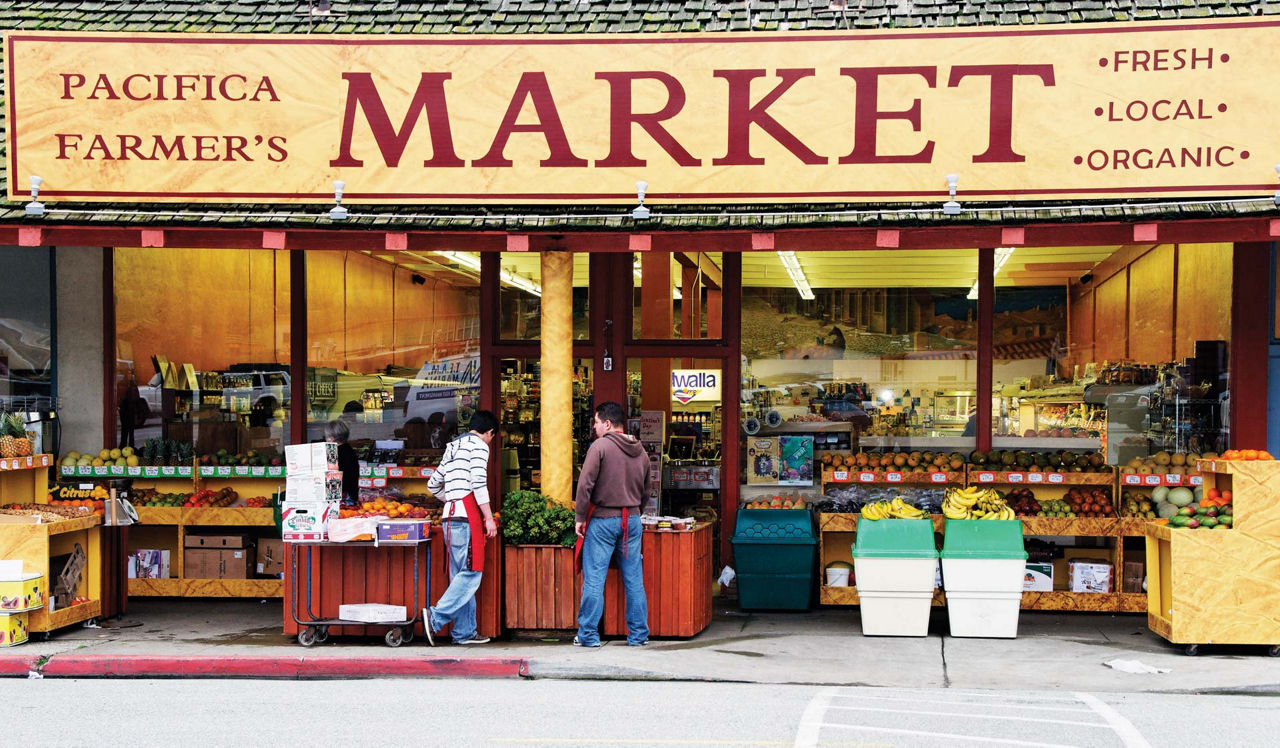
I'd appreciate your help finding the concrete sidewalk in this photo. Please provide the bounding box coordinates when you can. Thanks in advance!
[6,599,1279,692]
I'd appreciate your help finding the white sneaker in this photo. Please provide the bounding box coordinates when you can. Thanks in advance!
[572,636,605,648]
[421,609,435,647]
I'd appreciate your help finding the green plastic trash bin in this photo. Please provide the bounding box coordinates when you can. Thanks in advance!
[851,518,938,636]
[941,519,1028,638]
[730,508,816,610]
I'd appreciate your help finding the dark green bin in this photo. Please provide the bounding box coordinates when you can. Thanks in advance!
[731,508,816,610]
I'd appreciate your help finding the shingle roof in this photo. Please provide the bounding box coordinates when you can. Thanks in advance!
[3,1,1279,231]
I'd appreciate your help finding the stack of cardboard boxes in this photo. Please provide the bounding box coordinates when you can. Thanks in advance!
[0,561,43,648]
[282,443,341,542]
[185,534,255,579]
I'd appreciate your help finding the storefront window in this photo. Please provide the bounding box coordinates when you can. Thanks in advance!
[498,358,594,495]
[0,248,53,408]
[497,252,589,340]
[306,250,480,464]
[740,250,978,452]
[631,252,723,340]
[994,244,1233,464]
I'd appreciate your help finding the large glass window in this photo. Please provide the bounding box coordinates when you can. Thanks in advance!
[306,250,480,463]
[497,358,594,495]
[497,252,589,340]
[993,243,1233,464]
[113,247,291,461]
[0,248,52,407]
[740,250,978,452]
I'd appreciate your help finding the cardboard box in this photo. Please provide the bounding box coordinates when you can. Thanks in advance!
[285,472,344,504]
[185,547,255,580]
[184,534,250,549]
[338,603,407,623]
[1069,560,1113,593]
[1053,548,1114,591]
[1122,560,1146,593]
[257,539,285,578]
[285,442,339,475]
[376,520,430,542]
[1023,562,1054,591]
[282,501,337,542]
[0,611,29,647]
[0,572,43,612]
[132,550,171,579]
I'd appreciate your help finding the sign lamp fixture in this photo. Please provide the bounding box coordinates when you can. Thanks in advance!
[1274,164,1280,206]
[25,176,44,217]
[942,173,961,215]
[632,181,650,220]
[328,180,348,221]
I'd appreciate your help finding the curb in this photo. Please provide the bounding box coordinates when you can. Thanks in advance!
[4,654,528,679]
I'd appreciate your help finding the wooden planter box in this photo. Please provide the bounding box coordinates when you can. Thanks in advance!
[503,544,578,630]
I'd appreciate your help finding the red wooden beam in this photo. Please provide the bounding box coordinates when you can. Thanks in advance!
[102,248,116,449]
[262,231,286,250]
[977,248,994,452]
[1230,242,1270,449]
[289,250,307,446]
[140,229,165,248]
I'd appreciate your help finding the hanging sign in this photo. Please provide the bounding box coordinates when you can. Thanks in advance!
[5,19,1278,204]
[672,370,720,404]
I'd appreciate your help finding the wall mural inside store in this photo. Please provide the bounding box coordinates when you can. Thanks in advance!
[6,20,1279,203]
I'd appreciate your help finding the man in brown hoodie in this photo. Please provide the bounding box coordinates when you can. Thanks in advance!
[574,401,651,647]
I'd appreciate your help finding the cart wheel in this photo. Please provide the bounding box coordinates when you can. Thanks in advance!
[384,628,404,648]
[402,627,414,644]
[297,627,318,647]
[1268,645,1280,657]
[315,626,329,644]
[1183,644,1200,657]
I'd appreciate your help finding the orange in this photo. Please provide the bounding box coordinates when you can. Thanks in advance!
[362,502,374,511]
[1222,450,1241,460]
[1261,451,1275,461]
[1242,449,1259,461]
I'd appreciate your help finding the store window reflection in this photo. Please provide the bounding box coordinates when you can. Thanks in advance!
[740,250,978,452]
[498,358,594,495]
[306,251,480,466]
[631,252,723,340]
[994,244,1233,465]
[498,252,589,340]
[114,247,291,460]
[0,248,52,405]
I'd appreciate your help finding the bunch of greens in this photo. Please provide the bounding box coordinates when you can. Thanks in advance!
[500,490,576,547]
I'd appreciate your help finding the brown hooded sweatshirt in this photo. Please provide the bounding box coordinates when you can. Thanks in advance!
[575,431,651,522]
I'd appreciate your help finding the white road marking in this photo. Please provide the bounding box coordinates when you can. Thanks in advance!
[829,693,1096,713]
[834,686,1081,702]
[793,687,838,748]
[818,723,1085,748]
[1075,692,1154,748]
[826,704,1110,728]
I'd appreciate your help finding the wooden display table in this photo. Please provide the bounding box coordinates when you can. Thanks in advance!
[283,532,501,640]
[1146,460,1280,655]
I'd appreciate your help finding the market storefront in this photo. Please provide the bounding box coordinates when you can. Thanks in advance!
[2,9,1280,647]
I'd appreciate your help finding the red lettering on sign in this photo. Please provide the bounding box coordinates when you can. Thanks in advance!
[712,69,827,166]
[474,71,589,167]
[594,71,699,167]
[838,66,936,164]
[948,64,1055,163]
[330,72,465,168]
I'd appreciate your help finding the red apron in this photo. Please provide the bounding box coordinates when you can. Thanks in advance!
[574,505,629,574]
[444,492,486,574]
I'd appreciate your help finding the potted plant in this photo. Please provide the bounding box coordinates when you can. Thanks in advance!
[501,490,578,630]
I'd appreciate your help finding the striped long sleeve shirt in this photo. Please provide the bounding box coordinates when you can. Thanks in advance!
[427,432,491,520]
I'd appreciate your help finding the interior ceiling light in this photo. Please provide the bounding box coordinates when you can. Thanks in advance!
[776,250,815,300]
[434,249,541,296]
[967,247,1016,300]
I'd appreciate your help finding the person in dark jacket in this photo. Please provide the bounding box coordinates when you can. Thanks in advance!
[573,401,651,647]
[325,420,360,506]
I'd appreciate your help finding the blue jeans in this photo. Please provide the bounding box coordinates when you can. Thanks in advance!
[577,514,648,646]
[428,520,482,642]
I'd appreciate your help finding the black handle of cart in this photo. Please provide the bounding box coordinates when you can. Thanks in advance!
[288,532,432,648]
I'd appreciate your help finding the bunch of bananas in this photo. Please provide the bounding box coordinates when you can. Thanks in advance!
[943,486,1016,520]
[861,497,928,520]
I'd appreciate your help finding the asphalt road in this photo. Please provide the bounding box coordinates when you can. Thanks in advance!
[3,679,1277,746]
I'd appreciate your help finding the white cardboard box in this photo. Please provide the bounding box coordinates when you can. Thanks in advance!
[285,473,344,503]
[132,550,171,579]
[285,443,339,475]
[1023,562,1054,591]
[338,603,407,623]
[1069,561,1112,593]
[282,501,338,542]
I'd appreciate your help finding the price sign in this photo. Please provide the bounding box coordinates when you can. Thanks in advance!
[930,473,947,483]
[199,466,214,477]
[832,470,849,482]
[673,470,689,481]
[858,472,876,483]
[388,467,405,478]
[93,466,109,476]
[1048,473,1065,484]
[77,466,92,476]
[1027,473,1044,483]
[1164,474,1181,485]
[886,472,903,483]
[233,466,250,476]
[251,466,267,477]
[1144,475,1161,486]
[216,466,233,477]
[977,472,994,483]
[1189,475,1203,486]
[419,468,435,479]
[60,466,74,476]
[127,467,143,476]
[143,466,160,477]
[267,467,285,478]
[178,467,192,477]
[1122,474,1141,485]
[358,478,372,488]
[373,466,388,478]
[108,466,124,476]
[1008,473,1024,483]
[373,478,387,488]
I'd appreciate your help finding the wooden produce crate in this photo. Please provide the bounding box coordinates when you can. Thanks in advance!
[1145,460,1280,655]
[600,524,714,638]
[0,514,102,633]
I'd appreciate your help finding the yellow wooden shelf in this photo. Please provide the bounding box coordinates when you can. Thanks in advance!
[134,506,183,525]
[43,600,101,630]
[183,507,274,526]
[0,454,53,472]
[46,515,102,535]
[182,578,283,598]
[128,578,183,596]
[820,586,946,607]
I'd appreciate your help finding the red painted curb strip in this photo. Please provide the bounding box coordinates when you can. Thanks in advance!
[0,656,38,676]
[35,655,527,679]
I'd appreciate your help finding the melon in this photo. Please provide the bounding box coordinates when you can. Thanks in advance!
[1157,502,1180,519]
[1151,486,1170,503]
[1167,487,1195,507]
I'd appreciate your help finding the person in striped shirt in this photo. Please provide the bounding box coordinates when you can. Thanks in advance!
[423,410,498,646]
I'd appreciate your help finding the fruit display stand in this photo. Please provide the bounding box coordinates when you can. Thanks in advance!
[0,455,103,634]
[818,513,946,607]
[1145,460,1280,656]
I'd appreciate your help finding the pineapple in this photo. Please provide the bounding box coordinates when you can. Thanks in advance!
[0,414,22,458]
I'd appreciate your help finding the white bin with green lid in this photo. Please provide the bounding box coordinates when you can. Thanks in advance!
[851,518,938,637]
[941,519,1028,638]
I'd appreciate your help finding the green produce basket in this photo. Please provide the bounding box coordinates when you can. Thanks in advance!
[731,508,817,610]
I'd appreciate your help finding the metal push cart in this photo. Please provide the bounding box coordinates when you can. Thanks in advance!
[289,533,432,648]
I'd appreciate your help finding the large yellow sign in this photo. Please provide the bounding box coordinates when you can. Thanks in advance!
[5,20,1278,204]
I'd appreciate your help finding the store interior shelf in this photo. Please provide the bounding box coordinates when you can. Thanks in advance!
[857,436,973,449]
[2,454,53,472]
[1119,473,1204,488]
[183,507,274,526]
[44,600,102,630]
[198,467,287,479]
[62,465,192,479]
[134,507,183,525]
[128,578,183,597]
[1020,591,1145,612]
[820,586,947,608]
[182,578,283,598]
[819,512,946,533]
[991,437,1102,450]
[756,422,853,434]
[358,465,436,479]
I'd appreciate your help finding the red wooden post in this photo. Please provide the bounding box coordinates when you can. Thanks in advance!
[289,250,307,446]
[1231,242,1270,448]
[720,252,743,568]
[977,248,994,452]
[102,248,117,449]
